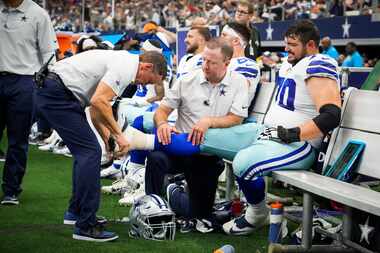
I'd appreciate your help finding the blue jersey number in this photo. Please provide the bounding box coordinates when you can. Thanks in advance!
[275,77,296,111]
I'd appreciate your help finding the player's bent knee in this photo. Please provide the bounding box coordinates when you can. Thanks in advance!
[232,148,254,178]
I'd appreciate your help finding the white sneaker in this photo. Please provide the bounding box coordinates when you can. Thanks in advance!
[38,137,61,151]
[118,165,146,206]
[101,178,133,195]
[41,130,59,145]
[52,141,67,154]
[100,160,123,179]
[102,162,145,195]
[125,162,145,181]
[53,145,72,157]
[222,209,269,235]
[118,183,145,206]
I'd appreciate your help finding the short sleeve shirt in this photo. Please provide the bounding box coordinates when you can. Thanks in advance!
[50,50,139,107]
[162,69,249,132]
[0,0,58,74]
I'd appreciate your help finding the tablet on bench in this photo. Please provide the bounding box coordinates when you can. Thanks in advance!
[323,140,366,182]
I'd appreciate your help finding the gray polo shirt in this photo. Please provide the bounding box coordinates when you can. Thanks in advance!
[50,50,139,108]
[0,0,57,75]
[162,69,249,133]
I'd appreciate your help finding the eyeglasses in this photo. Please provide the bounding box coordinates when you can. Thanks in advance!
[236,9,250,15]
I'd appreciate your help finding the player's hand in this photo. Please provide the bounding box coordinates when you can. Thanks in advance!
[157,122,179,145]
[114,134,130,158]
[258,126,300,144]
[188,118,212,146]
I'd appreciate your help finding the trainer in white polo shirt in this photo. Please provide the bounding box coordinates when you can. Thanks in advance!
[36,50,167,242]
[0,0,57,206]
[50,50,142,108]
[145,38,248,222]
[162,67,248,133]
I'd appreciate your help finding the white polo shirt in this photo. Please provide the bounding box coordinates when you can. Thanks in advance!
[162,68,249,133]
[0,0,58,75]
[50,50,139,107]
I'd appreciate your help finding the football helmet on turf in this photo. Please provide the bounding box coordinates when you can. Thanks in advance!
[129,194,176,241]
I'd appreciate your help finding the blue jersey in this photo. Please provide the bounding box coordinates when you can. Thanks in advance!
[228,57,260,104]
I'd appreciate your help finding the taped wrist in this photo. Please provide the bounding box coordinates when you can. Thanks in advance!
[277,126,301,144]
[312,104,341,135]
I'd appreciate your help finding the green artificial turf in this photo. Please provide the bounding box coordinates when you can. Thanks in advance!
[0,143,270,253]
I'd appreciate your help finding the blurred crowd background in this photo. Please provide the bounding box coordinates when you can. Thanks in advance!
[31,0,379,69]
[43,0,379,33]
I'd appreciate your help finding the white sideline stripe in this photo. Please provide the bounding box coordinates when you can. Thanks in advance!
[72,234,119,242]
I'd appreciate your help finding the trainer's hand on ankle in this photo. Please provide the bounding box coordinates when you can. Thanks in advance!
[114,134,130,158]
[157,122,179,145]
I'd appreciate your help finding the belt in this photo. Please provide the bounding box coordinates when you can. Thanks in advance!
[46,72,64,84]
[0,71,15,76]
[45,72,75,98]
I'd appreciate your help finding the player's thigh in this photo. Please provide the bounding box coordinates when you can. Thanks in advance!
[233,140,316,179]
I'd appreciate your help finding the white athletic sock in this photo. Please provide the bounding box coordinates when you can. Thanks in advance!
[245,200,268,225]
[123,126,155,150]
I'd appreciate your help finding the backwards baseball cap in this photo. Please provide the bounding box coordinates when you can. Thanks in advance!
[82,38,98,50]
[143,22,158,33]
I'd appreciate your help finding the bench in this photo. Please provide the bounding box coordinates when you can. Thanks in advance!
[270,89,380,253]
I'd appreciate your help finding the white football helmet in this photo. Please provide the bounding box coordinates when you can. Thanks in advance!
[129,194,176,241]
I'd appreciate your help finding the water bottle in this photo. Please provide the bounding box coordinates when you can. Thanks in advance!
[214,244,235,253]
[268,202,284,243]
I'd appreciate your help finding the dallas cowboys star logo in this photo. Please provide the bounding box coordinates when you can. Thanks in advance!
[219,86,226,96]
[21,15,27,22]
[342,18,351,38]
[359,216,374,245]
[266,23,274,41]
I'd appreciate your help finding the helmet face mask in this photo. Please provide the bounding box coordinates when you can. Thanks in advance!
[129,194,176,241]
